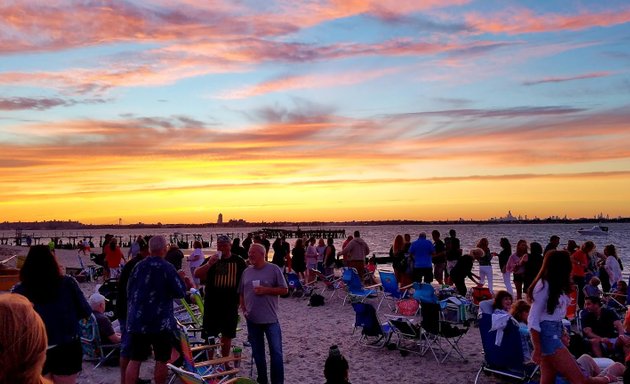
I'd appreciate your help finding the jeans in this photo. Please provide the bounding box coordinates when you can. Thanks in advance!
[502,271,514,296]
[479,265,493,293]
[247,321,284,384]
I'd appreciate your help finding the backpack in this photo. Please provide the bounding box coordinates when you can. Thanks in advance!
[309,293,325,307]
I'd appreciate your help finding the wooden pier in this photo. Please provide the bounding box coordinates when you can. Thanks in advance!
[257,228,346,239]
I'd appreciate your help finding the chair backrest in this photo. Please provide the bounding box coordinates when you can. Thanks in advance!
[379,270,402,298]
[343,268,364,292]
[286,273,303,290]
[176,326,197,371]
[413,282,438,304]
[420,302,441,334]
[167,363,206,384]
[388,317,420,338]
[472,286,493,305]
[190,289,205,317]
[79,313,102,359]
[352,302,383,337]
[565,285,578,321]
[478,313,525,371]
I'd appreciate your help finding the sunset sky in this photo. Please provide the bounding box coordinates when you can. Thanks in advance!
[1,1,629,224]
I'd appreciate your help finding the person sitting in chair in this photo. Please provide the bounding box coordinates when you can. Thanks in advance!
[89,293,121,344]
[581,296,630,358]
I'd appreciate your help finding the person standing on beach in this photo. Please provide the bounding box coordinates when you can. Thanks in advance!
[544,235,560,256]
[445,229,462,283]
[408,232,435,284]
[117,238,149,384]
[338,231,370,278]
[125,235,186,384]
[476,238,494,293]
[432,230,446,285]
[240,243,288,384]
[507,240,528,300]
[498,238,514,296]
[194,235,247,360]
[12,245,92,384]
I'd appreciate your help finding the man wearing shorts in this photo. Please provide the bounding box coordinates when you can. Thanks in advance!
[125,235,187,384]
[195,234,247,359]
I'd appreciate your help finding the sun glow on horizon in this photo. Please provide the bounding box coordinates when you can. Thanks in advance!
[0,1,629,223]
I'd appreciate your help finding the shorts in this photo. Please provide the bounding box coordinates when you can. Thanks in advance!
[513,273,524,283]
[540,320,564,356]
[204,306,239,339]
[128,332,176,362]
[43,338,83,376]
[412,267,433,284]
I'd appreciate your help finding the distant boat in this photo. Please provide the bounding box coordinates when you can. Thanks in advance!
[577,225,609,236]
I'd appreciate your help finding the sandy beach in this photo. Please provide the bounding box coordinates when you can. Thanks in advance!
[1,245,492,384]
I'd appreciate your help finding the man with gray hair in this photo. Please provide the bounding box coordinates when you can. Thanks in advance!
[240,243,288,384]
[88,293,121,344]
[408,231,435,284]
[125,235,186,384]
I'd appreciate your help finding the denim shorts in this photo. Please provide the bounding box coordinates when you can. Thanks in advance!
[540,320,564,356]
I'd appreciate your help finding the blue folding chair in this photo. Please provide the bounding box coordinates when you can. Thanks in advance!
[474,300,539,383]
[412,282,439,304]
[342,268,381,306]
[376,270,411,312]
[351,302,392,348]
[286,272,315,298]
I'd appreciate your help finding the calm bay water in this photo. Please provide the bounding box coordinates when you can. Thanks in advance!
[6,223,629,290]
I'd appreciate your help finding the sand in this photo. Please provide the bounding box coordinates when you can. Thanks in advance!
[1,245,493,384]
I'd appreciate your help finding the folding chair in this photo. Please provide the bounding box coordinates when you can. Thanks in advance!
[311,269,345,299]
[565,284,578,323]
[341,267,381,306]
[474,301,539,383]
[351,302,392,348]
[420,302,469,363]
[376,270,411,312]
[79,314,120,369]
[168,325,243,383]
[386,316,423,355]
[286,272,315,298]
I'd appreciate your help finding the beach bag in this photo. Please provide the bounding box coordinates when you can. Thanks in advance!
[309,293,325,307]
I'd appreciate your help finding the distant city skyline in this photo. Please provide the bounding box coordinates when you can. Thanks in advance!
[0,1,629,224]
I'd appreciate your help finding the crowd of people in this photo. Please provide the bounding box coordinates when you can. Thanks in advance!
[2,228,628,384]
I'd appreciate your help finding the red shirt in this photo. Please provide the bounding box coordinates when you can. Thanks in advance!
[571,250,588,278]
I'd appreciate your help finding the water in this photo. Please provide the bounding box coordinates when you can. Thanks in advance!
[4,223,629,290]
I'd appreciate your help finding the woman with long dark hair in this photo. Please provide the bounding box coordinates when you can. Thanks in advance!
[12,245,91,384]
[528,250,609,384]
[498,238,513,296]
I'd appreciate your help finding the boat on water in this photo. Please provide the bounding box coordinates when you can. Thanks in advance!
[577,225,609,236]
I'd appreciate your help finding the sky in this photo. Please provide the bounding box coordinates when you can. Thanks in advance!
[0,0,629,224]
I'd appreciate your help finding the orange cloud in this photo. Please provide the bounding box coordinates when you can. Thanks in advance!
[466,7,630,35]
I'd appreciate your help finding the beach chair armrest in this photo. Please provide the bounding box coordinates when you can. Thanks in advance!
[366,283,382,290]
[190,343,222,353]
[195,355,243,368]
[201,368,240,379]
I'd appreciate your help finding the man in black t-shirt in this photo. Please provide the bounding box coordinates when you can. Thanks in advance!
[431,230,446,284]
[195,235,247,359]
[582,296,630,357]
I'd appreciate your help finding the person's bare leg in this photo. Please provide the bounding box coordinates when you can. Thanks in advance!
[125,360,141,384]
[120,357,129,384]
[154,361,168,384]
[221,336,232,358]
